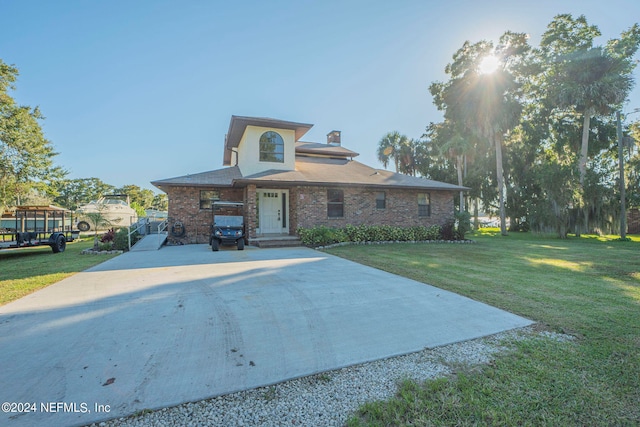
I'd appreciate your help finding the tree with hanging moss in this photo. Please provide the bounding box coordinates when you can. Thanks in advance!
[430,33,531,236]
[540,15,640,234]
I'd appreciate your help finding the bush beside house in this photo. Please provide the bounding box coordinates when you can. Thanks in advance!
[297,217,470,247]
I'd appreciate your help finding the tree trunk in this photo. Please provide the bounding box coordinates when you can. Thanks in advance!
[579,112,592,187]
[494,131,508,236]
[473,198,479,230]
[583,207,589,235]
[551,199,568,239]
[456,154,465,212]
[576,111,592,237]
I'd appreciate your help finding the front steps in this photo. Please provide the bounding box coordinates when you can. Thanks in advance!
[250,235,303,248]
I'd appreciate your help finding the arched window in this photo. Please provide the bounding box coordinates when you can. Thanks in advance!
[259,131,284,163]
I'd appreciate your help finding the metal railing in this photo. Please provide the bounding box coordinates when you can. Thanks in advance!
[127,218,148,250]
[126,218,169,250]
[157,219,168,247]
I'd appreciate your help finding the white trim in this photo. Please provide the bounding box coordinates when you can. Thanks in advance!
[256,189,289,235]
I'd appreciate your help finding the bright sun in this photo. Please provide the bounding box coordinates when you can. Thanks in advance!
[478,55,500,74]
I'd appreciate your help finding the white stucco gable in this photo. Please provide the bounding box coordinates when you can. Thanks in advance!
[236,125,296,176]
[223,116,313,176]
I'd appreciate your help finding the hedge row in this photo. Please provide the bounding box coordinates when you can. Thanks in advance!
[297,223,463,247]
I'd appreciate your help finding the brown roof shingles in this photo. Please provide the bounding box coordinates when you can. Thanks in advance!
[238,157,467,190]
[294,142,360,158]
[152,159,467,191]
[151,166,242,189]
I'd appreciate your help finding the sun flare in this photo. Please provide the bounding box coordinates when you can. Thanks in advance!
[478,55,500,74]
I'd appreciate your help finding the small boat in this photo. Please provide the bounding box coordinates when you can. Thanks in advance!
[75,194,138,231]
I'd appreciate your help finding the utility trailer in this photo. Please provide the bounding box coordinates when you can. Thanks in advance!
[0,206,77,253]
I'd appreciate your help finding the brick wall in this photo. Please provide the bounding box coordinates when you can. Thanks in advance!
[165,184,456,244]
[165,186,243,244]
[245,185,257,239]
[290,186,455,231]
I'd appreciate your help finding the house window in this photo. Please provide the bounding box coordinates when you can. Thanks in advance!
[376,192,386,209]
[327,189,344,218]
[259,131,284,163]
[418,193,431,217]
[200,190,219,209]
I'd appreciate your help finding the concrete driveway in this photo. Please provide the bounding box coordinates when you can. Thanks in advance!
[0,245,532,427]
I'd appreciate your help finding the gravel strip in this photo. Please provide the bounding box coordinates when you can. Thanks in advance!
[89,326,570,427]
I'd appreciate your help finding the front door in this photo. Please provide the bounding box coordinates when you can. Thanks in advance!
[257,189,288,234]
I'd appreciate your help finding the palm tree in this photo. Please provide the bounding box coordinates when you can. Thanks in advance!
[553,48,633,186]
[397,138,420,177]
[429,121,476,211]
[465,72,521,236]
[436,56,521,235]
[540,16,640,234]
[549,47,634,233]
[377,131,411,173]
[430,34,529,236]
[84,209,112,250]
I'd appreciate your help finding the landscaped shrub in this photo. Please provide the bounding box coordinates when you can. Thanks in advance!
[297,223,450,247]
[297,226,345,246]
[112,227,141,251]
[415,225,442,241]
[100,228,115,243]
[455,211,471,240]
[98,242,113,251]
[343,224,367,242]
[439,219,457,241]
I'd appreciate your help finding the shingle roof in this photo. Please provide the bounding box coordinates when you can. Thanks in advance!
[240,157,467,190]
[237,157,466,190]
[152,156,467,191]
[151,166,242,189]
[295,142,359,158]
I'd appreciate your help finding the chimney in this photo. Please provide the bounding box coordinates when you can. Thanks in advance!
[327,130,341,146]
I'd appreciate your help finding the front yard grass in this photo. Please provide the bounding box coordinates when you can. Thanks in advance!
[326,231,640,426]
[0,239,119,306]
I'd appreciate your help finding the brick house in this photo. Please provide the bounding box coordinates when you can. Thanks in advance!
[152,116,466,245]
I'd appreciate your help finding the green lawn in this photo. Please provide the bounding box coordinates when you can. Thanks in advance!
[0,239,119,305]
[325,231,640,426]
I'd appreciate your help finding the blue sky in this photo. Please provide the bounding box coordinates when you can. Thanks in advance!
[2,0,639,193]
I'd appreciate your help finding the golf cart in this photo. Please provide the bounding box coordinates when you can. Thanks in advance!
[210,201,245,251]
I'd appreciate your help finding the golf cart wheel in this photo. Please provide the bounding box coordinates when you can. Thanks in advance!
[77,221,90,232]
[212,239,219,251]
[52,235,66,253]
[237,238,244,250]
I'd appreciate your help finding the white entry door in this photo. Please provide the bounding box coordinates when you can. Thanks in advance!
[258,190,288,234]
